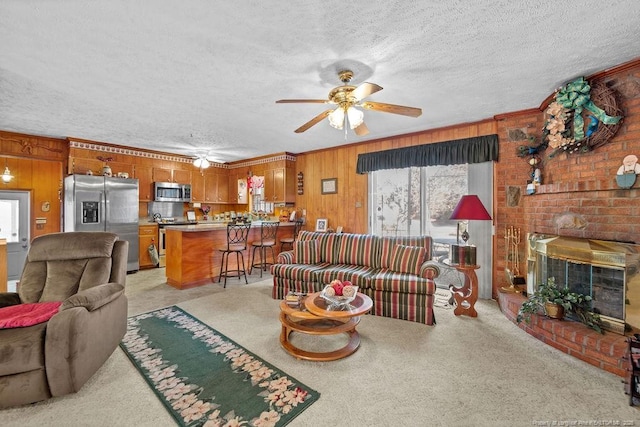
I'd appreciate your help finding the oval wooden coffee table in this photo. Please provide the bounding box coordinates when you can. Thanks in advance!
[279,291,373,361]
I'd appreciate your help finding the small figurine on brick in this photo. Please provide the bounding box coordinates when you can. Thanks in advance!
[616,154,639,189]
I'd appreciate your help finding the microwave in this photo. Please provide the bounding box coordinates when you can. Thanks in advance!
[154,182,191,202]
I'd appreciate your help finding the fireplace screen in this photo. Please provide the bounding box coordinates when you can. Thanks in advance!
[531,234,640,334]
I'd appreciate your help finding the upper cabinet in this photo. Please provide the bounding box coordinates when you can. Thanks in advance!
[263,166,296,204]
[192,169,229,204]
[228,170,248,204]
[152,167,191,184]
[135,165,154,201]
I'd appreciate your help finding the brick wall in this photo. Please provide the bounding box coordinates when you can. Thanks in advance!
[493,61,640,297]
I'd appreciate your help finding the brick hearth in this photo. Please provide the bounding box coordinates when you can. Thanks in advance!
[498,291,628,377]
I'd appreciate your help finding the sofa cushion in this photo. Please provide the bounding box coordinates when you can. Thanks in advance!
[379,236,432,269]
[293,240,320,264]
[371,269,436,295]
[389,245,427,275]
[297,231,338,263]
[314,264,378,289]
[333,233,378,267]
[271,263,330,282]
[0,322,48,376]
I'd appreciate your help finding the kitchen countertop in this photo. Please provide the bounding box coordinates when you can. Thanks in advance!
[164,221,297,232]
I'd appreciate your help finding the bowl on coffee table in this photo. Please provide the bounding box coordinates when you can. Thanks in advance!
[320,284,359,310]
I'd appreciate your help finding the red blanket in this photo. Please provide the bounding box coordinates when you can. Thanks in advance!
[0,301,62,328]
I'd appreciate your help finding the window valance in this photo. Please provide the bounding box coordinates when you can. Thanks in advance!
[355,134,499,174]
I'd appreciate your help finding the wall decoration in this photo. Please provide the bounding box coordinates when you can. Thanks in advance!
[615,154,640,189]
[297,172,304,195]
[321,178,337,194]
[543,77,623,157]
[554,212,587,230]
[315,218,328,232]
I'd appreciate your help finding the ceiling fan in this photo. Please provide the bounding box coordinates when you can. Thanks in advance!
[276,70,422,136]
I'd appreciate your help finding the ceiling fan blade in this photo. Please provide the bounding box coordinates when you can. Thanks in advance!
[361,101,422,117]
[294,109,333,133]
[353,121,369,136]
[276,99,328,104]
[351,82,383,101]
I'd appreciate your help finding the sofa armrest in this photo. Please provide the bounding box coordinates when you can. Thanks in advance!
[276,250,294,264]
[60,283,125,312]
[419,261,440,279]
[0,292,21,308]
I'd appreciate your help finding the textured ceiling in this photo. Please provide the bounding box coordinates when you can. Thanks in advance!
[1,1,639,163]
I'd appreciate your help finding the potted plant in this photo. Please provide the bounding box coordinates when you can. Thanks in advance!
[517,277,603,333]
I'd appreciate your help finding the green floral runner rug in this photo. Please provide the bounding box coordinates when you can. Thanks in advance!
[120,306,320,427]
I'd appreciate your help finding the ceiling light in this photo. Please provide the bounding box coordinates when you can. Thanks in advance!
[346,106,364,129]
[328,107,345,130]
[193,157,210,169]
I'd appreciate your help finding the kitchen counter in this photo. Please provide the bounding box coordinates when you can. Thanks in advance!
[164,222,298,289]
[165,221,297,232]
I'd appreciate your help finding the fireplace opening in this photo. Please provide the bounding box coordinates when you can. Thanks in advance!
[529,234,640,334]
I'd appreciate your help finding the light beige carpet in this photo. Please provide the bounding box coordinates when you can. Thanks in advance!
[1,268,637,426]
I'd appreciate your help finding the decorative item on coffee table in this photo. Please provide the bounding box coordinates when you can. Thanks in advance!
[321,279,358,310]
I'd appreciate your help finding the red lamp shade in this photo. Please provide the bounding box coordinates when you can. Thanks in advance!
[449,195,492,221]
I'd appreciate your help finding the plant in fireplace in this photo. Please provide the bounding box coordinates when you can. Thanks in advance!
[517,277,603,333]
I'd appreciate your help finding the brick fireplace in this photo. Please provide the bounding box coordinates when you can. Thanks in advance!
[528,234,640,334]
[494,60,640,376]
[499,291,628,377]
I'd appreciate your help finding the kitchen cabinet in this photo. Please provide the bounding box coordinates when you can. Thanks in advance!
[138,224,159,269]
[152,167,191,184]
[134,165,154,201]
[191,171,206,202]
[69,157,103,175]
[203,170,228,203]
[173,169,192,184]
[228,171,248,204]
[69,157,136,176]
[263,166,296,203]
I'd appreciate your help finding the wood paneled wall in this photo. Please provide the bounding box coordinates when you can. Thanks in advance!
[295,120,497,235]
[0,131,67,239]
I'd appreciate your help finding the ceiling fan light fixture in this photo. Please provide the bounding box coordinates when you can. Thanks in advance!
[346,106,364,129]
[193,157,210,169]
[328,107,345,129]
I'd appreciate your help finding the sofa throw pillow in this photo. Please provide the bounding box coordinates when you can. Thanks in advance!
[293,240,320,264]
[0,301,62,329]
[389,244,427,275]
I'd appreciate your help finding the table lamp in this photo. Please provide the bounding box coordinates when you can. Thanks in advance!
[449,195,492,265]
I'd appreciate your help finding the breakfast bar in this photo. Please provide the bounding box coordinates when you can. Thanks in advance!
[164,222,296,289]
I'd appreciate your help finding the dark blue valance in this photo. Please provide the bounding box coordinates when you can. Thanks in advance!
[356,134,499,174]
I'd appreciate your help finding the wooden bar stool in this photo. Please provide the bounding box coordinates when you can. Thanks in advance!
[280,219,304,251]
[250,221,279,277]
[217,223,251,287]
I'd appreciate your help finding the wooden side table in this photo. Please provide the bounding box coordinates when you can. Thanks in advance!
[449,264,480,317]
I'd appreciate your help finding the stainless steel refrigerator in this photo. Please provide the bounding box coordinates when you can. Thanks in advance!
[64,175,139,272]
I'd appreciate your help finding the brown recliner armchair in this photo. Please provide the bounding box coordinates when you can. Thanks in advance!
[0,232,128,408]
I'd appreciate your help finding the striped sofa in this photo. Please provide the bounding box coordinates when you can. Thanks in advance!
[270,230,439,325]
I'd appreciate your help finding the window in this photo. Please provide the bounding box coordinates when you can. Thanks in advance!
[368,162,493,298]
[369,164,467,244]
